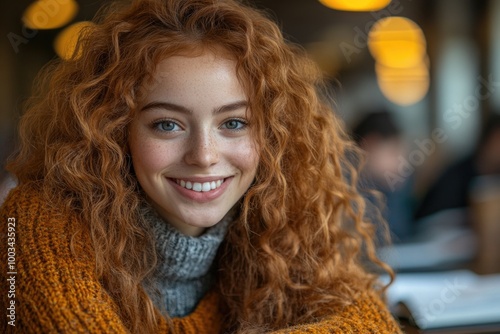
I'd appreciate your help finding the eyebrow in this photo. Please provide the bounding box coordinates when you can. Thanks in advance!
[140,100,248,115]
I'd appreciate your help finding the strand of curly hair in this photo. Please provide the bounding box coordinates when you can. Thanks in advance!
[7,0,392,332]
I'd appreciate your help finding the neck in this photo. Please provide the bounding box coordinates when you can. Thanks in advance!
[141,204,236,317]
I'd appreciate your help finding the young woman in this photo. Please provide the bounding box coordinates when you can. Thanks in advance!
[1,0,401,332]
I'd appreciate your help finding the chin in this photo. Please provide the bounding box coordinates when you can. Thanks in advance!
[185,218,222,229]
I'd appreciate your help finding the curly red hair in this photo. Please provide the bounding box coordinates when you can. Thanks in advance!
[8,0,392,332]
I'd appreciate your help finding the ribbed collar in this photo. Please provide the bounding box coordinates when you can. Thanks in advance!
[142,204,235,317]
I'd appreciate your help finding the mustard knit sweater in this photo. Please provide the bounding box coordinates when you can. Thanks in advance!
[1,186,402,333]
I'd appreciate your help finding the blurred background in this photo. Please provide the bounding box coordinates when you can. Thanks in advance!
[1,0,500,269]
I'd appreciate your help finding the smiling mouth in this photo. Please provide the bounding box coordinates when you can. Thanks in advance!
[174,178,226,192]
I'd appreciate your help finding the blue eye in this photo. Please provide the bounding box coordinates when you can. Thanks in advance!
[222,119,247,130]
[153,120,181,132]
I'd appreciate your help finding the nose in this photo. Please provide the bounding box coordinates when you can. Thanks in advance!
[183,129,220,167]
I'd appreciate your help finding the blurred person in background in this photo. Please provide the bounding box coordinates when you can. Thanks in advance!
[352,111,416,243]
[415,113,500,220]
[414,113,500,273]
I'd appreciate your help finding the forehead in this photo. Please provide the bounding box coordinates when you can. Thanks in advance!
[154,51,235,81]
[151,44,237,77]
[136,49,248,113]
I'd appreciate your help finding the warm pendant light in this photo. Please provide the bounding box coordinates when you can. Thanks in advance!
[376,60,430,106]
[368,17,426,68]
[319,0,391,12]
[54,21,94,60]
[23,0,79,30]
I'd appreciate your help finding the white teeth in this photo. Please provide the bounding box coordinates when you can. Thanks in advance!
[202,182,211,192]
[175,178,225,192]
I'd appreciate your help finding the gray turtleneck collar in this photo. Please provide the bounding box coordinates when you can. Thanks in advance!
[142,205,233,317]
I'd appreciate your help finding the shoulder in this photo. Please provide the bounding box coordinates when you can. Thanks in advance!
[0,185,119,332]
[1,184,84,260]
[270,290,402,334]
[1,184,71,228]
[329,290,402,333]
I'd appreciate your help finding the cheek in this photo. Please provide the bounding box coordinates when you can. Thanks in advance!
[230,138,259,174]
[136,145,164,173]
[129,131,169,175]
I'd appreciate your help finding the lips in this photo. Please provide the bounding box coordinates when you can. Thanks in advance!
[167,176,232,203]
[175,178,225,192]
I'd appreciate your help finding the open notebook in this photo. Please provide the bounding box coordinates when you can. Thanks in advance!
[383,270,500,333]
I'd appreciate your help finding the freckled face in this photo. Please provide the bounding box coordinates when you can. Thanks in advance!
[128,51,259,236]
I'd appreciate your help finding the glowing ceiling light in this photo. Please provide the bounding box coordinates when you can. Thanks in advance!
[54,21,94,60]
[368,16,426,68]
[23,0,78,30]
[319,0,391,11]
[376,61,430,106]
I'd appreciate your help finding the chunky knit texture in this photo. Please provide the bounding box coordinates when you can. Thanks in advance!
[142,204,231,317]
[0,186,402,333]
